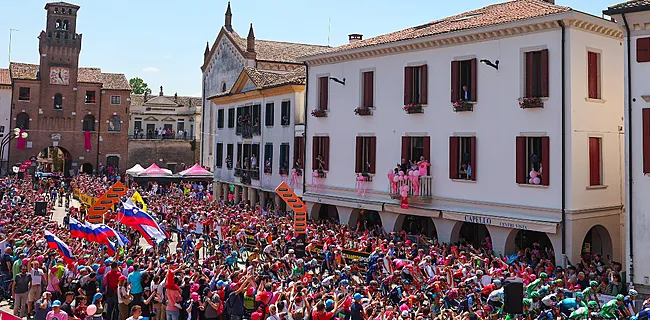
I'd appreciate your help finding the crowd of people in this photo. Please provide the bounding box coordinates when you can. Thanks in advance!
[0,172,642,320]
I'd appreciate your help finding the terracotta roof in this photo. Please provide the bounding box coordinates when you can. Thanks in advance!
[604,0,650,14]
[130,94,202,108]
[243,66,306,88]
[228,32,329,63]
[302,0,572,58]
[0,69,11,86]
[45,2,80,9]
[9,62,130,90]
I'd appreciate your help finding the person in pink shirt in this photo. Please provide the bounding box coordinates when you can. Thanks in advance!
[47,300,68,320]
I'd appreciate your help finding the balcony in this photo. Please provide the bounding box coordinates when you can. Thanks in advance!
[388,174,433,197]
[236,124,253,139]
[453,100,474,112]
[234,168,243,177]
[240,171,251,185]
[518,97,544,109]
[129,134,195,141]
[311,109,327,118]
[250,169,260,180]
[403,104,424,114]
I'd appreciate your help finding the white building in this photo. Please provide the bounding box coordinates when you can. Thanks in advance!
[129,88,201,140]
[604,0,650,293]
[300,0,625,266]
[200,2,327,206]
[0,69,11,174]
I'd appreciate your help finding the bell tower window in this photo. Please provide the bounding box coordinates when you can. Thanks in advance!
[54,94,63,110]
[54,7,58,14]
[55,19,61,29]
[62,20,69,30]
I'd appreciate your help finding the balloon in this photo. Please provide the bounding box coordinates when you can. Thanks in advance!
[399,176,405,181]
[400,191,408,197]
[401,185,409,192]
[87,305,97,316]
[529,178,534,184]
[393,176,400,183]
[313,170,319,177]
[408,170,414,176]
[413,170,420,177]
[529,171,537,178]
[388,169,394,175]
[398,171,404,176]
[533,177,541,185]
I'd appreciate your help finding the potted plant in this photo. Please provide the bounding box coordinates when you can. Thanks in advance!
[518,97,544,109]
[403,104,424,114]
[311,109,327,117]
[453,100,473,112]
[354,106,372,116]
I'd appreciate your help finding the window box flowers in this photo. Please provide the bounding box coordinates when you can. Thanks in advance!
[403,104,424,114]
[311,109,327,117]
[519,97,544,109]
[453,100,474,112]
[354,106,372,116]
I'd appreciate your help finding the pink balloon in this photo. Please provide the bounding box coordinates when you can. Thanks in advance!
[529,171,537,178]
[87,304,97,316]
[529,178,534,184]
[413,170,420,177]
[409,171,414,176]
[533,177,541,185]
[401,185,409,192]
[393,176,400,183]
[398,171,404,176]
[400,191,408,197]
[388,169,394,175]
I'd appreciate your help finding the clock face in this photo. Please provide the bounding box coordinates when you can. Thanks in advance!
[49,67,70,85]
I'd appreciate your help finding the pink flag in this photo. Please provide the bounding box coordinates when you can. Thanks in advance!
[84,130,91,151]
[16,129,25,150]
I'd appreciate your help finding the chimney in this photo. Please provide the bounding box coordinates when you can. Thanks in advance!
[348,34,363,44]
[143,91,148,102]
[159,86,164,96]
[542,0,555,3]
[174,93,178,102]
[204,41,210,61]
[247,24,255,53]
[225,1,233,31]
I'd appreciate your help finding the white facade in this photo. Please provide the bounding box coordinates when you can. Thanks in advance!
[0,80,11,171]
[129,93,201,140]
[302,10,624,265]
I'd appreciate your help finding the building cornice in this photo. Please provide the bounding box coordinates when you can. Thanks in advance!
[209,85,303,105]
[305,14,622,67]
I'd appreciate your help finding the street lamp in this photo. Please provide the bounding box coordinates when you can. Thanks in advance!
[0,128,28,175]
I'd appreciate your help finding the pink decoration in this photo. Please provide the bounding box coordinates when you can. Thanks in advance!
[87,305,97,316]
[388,173,397,193]
[398,171,405,176]
[312,170,321,192]
[16,129,26,150]
[289,169,299,189]
[393,176,400,183]
[529,171,537,178]
[401,191,408,198]
[356,173,368,197]
[533,177,541,185]
[529,178,534,184]
[413,170,420,177]
[84,130,92,151]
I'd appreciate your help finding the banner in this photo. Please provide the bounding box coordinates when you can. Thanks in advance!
[308,243,370,270]
[0,310,22,320]
[87,181,128,223]
[78,193,97,207]
[275,182,307,257]
[131,191,147,211]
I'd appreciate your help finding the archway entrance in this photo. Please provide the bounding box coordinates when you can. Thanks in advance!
[456,222,492,249]
[81,163,93,174]
[318,204,339,222]
[582,225,613,261]
[36,146,71,176]
[400,215,437,239]
[356,210,382,231]
[506,229,555,259]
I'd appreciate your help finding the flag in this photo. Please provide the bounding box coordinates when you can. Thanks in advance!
[130,191,147,212]
[69,217,90,239]
[119,200,166,245]
[44,230,75,263]
[105,225,130,247]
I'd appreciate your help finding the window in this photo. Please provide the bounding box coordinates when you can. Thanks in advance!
[227,108,235,128]
[252,104,261,134]
[252,144,260,169]
[516,136,549,185]
[226,143,234,169]
[62,20,69,30]
[355,136,377,174]
[449,136,476,181]
[637,37,650,63]
[15,112,29,130]
[134,120,142,134]
[264,143,273,174]
[83,115,95,131]
[318,76,329,110]
[280,144,290,175]
[588,51,601,99]
[404,65,428,105]
[294,136,305,169]
[54,93,63,109]
[400,136,431,175]
[85,91,96,103]
[281,101,290,126]
[312,136,330,171]
[19,88,30,101]
[362,71,374,107]
[451,59,477,102]
[217,109,224,129]
[265,103,274,126]
[216,143,224,168]
[589,137,602,186]
[524,49,549,98]
[236,143,243,169]
[110,96,121,105]
[177,121,185,134]
[108,115,120,131]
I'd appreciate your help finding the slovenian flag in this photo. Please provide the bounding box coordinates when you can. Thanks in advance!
[44,230,75,263]
[118,199,167,245]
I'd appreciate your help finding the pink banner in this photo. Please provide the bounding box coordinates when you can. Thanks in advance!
[0,310,21,320]
[84,130,91,151]
[16,129,25,150]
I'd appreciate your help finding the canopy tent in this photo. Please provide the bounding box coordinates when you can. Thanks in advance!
[125,164,145,175]
[137,163,173,177]
[178,163,213,178]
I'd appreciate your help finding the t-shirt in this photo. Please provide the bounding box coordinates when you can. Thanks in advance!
[128,271,143,294]
[351,302,364,320]
[46,310,68,320]
[14,273,32,294]
[34,299,52,320]
[30,268,44,285]
[60,302,74,317]
[0,254,11,273]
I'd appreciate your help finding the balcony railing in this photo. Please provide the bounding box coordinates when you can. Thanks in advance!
[389,175,433,197]
[234,168,243,177]
[236,124,253,138]
[129,134,195,141]
[250,169,260,180]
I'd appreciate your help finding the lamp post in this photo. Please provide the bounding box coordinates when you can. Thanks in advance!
[0,128,28,175]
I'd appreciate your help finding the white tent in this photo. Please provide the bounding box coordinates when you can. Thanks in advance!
[126,164,145,175]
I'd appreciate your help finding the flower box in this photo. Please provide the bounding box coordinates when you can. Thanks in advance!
[403,104,424,114]
[311,109,327,117]
[519,97,544,109]
[354,107,373,116]
[453,100,474,112]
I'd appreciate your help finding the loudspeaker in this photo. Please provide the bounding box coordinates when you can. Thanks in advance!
[17,172,24,179]
[503,282,524,314]
[35,201,47,216]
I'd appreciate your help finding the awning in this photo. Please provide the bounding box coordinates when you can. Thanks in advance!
[442,210,558,234]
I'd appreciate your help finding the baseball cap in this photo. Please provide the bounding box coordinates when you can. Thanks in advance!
[52,300,61,307]
[354,293,363,301]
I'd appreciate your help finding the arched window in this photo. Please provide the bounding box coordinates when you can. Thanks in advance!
[108,115,120,131]
[54,93,63,109]
[55,19,62,29]
[69,9,73,14]
[83,115,95,131]
[62,20,69,30]
[222,82,227,93]
[16,112,29,130]
[54,7,58,14]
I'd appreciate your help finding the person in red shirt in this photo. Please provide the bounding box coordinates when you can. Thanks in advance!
[105,261,122,320]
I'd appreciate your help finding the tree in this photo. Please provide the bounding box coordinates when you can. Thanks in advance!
[129,77,152,95]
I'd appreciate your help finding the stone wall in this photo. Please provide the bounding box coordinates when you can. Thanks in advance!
[127,139,197,172]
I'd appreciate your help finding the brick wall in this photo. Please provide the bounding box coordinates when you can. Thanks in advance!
[127,139,197,172]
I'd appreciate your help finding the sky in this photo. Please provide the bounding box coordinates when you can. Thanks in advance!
[0,0,619,97]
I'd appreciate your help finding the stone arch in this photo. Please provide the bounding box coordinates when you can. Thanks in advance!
[505,229,555,256]
[81,163,93,174]
[15,112,29,130]
[83,115,95,131]
[581,224,613,261]
[398,214,438,239]
[450,221,492,248]
[316,204,339,222]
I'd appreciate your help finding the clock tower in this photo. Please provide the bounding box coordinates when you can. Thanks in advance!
[39,2,82,88]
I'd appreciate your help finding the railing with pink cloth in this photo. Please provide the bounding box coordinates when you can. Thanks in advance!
[387,172,433,197]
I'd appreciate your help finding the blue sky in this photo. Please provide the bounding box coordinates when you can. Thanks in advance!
[1,0,618,96]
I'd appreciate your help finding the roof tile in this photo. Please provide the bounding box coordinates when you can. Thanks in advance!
[9,62,130,90]
[228,31,329,63]
[0,69,11,86]
[604,0,650,14]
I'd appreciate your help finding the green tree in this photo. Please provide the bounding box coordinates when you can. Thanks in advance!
[129,77,152,94]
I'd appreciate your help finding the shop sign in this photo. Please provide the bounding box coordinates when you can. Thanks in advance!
[443,211,558,234]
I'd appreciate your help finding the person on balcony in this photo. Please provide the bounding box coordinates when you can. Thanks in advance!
[316,155,326,177]
[265,159,271,174]
[417,156,430,176]
[251,154,258,169]
[294,159,302,176]
[462,85,471,101]
[225,155,232,169]
[399,158,409,173]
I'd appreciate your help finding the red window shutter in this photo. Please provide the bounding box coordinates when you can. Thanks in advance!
[525,52,533,98]
[470,58,477,102]
[404,67,413,105]
[323,136,330,171]
[451,61,460,103]
[588,52,599,99]
[319,77,329,110]
[401,136,411,161]
[420,65,428,104]
[294,136,304,169]
[364,72,374,107]
[423,136,431,176]
[369,136,377,174]
[643,109,650,173]
[449,136,459,180]
[470,136,477,181]
[312,137,319,170]
[355,136,363,173]
[637,37,650,63]
[541,137,550,186]
[589,137,601,186]
[541,49,549,97]
[516,136,526,184]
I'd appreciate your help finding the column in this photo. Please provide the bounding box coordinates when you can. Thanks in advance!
[234,186,241,203]
[485,225,512,257]
[336,206,353,226]
[243,187,249,204]
[260,192,267,208]
[215,182,222,201]
[249,188,258,207]
[274,194,282,210]
[379,211,402,233]
[432,218,459,244]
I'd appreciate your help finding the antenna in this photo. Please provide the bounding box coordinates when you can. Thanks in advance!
[8,29,19,64]
[328,17,331,47]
